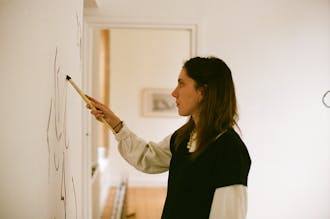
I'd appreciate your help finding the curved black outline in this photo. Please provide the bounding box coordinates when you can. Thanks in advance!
[322,90,330,108]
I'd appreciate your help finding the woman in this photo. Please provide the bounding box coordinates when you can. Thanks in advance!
[87,56,251,219]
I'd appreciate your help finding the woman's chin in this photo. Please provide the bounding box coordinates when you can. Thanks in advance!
[177,110,188,117]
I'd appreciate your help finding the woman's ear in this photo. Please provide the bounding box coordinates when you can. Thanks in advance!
[197,84,208,102]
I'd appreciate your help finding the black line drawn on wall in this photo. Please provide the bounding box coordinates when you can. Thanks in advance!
[47,99,52,181]
[76,11,82,65]
[46,46,78,219]
[46,11,82,218]
[72,177,78,219]
[60,152,67,218]
[76,12,82,48]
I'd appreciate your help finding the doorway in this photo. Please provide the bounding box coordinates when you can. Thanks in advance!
[83,20,196,218]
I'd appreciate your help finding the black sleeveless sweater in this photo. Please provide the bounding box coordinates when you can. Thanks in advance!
[161,128,251,219]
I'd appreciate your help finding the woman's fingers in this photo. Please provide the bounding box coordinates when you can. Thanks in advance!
[90,108,105,120]
[90,108,102,115]
[95,114,104,121]
[85,94,97,102]
[86,95,103,107]
[85,95,112,122]
[85,95,106,111]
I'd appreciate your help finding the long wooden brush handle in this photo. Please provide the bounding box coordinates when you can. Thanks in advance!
[66,75,113,130]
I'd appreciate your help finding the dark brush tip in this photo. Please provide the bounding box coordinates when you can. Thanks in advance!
[66,75,71,80]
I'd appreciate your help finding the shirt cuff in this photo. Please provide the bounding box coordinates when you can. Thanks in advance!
[113,122,131,140]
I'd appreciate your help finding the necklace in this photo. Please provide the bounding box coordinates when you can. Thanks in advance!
[187,129,197,152]
[186,129,227,152]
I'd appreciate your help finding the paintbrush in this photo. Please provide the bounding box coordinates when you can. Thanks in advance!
[66,75,112,130]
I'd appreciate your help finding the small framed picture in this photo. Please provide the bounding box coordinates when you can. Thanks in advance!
[141,88,178,117]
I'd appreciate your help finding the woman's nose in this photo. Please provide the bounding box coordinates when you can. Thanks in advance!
[171,87,178,98]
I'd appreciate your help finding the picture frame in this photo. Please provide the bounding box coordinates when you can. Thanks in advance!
[141,88,178,117]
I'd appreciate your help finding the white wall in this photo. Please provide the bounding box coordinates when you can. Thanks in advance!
[85,0,330,218]
[0,1,85,219]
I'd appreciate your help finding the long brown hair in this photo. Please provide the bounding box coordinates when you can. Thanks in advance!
[174,56,239,156]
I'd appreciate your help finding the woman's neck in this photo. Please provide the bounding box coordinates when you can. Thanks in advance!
[192,113,199,127]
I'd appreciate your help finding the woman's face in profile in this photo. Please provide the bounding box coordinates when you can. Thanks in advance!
[171,68,203,119]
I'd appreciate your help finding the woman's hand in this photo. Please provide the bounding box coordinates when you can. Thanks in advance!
[86,95,123,132]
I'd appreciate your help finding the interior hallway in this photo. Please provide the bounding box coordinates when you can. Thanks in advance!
[101,187,167,219]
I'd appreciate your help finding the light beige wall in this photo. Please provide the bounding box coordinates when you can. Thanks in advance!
[0,1,84,218]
